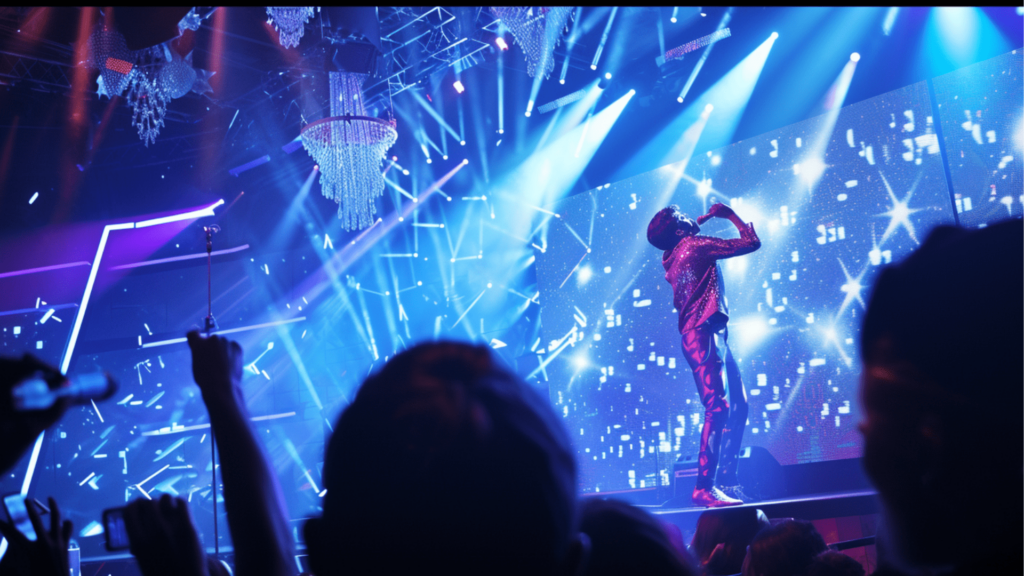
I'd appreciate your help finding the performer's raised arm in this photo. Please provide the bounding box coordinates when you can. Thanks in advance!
[697,203,761,259]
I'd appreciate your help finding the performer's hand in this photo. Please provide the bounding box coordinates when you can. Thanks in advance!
[706,202,736,219]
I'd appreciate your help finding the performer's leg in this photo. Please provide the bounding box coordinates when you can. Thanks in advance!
[717,328,748,487]
[682,326,729,491]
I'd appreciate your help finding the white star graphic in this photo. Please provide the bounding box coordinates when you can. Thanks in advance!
[876,171,923,245]
[836,257,868,318]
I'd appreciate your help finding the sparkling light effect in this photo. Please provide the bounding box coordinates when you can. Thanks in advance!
[798,157,827,186]
[876,171,924,245]
[577,265,593,284]
[836,257,868,318]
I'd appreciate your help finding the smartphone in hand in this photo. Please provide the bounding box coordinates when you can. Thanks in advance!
[3,493,37,542]
[102,507,130,551]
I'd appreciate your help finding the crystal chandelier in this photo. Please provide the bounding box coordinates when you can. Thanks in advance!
[83,11,218,146]
[127,73,169,147]
[125,48,171,147]
[88,25,136,97]
[267,7,316,49]
[301,72,398,231]
[157,50,197,100]
[490,7,573,79]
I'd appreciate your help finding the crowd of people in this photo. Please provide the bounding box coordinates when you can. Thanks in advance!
[0,217,1019,575]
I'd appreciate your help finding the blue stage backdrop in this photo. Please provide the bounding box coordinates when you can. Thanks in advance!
[932,49,1023,228]
[535,79,957,494]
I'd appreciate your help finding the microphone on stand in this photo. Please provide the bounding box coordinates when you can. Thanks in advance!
[202,225,221,335]
[203,224,221,251]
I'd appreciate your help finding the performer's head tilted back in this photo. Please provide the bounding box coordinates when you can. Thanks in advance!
[647,205,700,251]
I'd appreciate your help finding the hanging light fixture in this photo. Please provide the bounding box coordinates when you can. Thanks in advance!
[300,72,398,231]
[267,7,317,49]
[88,25,136,97]
[490,7,573,79]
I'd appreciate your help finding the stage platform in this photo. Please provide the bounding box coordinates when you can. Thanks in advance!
[648,489,879,527]
[645,489,882,570]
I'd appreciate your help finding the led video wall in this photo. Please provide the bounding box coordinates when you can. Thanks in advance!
[932,49,1023,228]
[535,79,959,493]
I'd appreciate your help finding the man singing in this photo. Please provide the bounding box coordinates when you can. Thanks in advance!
[647,202,761,507]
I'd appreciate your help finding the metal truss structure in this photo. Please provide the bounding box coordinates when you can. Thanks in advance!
[367,7,498,98]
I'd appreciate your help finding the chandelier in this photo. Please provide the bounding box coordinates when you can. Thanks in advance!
[267,7,316,49]
[84,11,217,146]
[157,50,197,100]
[301,72,398,231]
[490,7,573,79]
[127,49,171,147]
[88,26,136,97]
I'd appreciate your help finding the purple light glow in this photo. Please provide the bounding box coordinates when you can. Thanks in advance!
[109,244,250,271]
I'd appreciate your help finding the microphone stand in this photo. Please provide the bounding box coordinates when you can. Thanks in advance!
[204,225,220,561]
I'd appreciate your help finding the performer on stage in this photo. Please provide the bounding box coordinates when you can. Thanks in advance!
[647,202,761,507]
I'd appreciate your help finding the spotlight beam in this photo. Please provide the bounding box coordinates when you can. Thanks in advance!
[301,161,470,304]
[678,9,733,103]
[559,6,583,84]
[621,27,771,179]
[802,56,859,192]
[497,34,505,134]
[590,7,618,70]
[409,90,462,141]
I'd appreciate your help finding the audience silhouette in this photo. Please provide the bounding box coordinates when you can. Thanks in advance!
[303,341,586,575]
[690,507,770,575]
[742,519,827,576]
[579,497,696,576]
[858,218,1023,575]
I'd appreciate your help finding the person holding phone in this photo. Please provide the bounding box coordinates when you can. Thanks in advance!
[0,355,71,476]
[647,202,761,508]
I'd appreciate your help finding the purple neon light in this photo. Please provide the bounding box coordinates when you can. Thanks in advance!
[109,244,250,271]
[0,261,91,279]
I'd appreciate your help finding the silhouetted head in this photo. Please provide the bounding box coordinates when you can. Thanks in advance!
[742,519,827,576]
[648,205,700,251]
[579,498,696,576]
[305,341,582,576]
[858,218,1023,570]
[691,508,770,575]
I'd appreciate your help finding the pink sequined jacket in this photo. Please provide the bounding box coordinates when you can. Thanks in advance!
[662,222,761,334]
